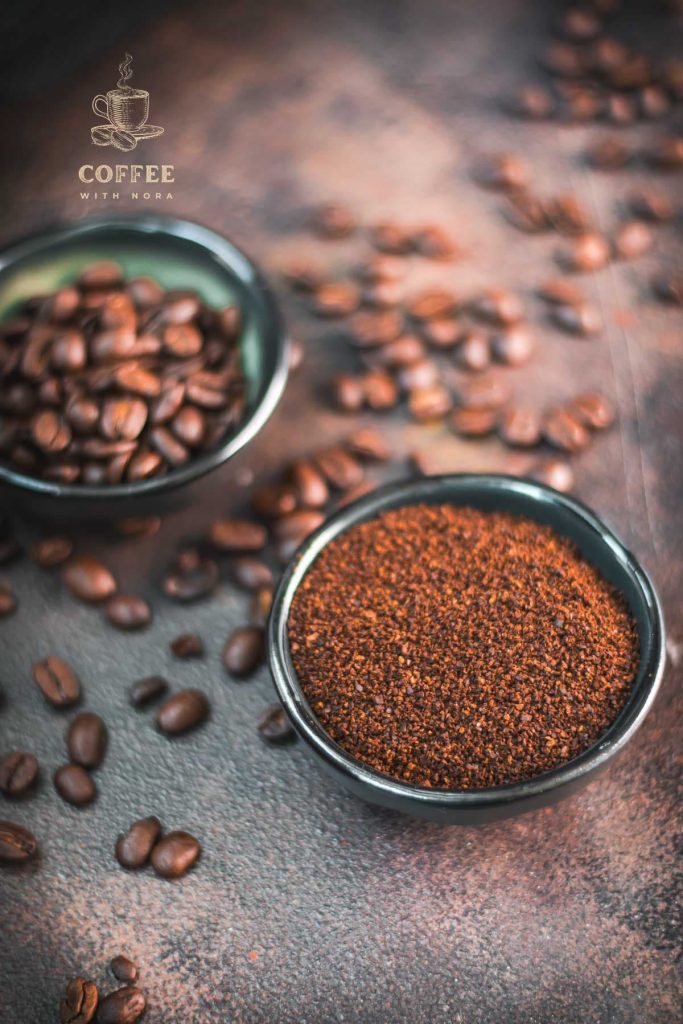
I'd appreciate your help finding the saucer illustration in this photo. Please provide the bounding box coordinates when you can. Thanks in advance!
[90,54,164,151]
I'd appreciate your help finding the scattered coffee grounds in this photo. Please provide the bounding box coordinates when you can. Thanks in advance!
[0,262,247,485]
[289,503,639,790]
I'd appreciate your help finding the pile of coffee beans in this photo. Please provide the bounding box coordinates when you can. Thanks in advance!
[0,261,247,485]
[59,954,145,1024]
[289,503,640,789]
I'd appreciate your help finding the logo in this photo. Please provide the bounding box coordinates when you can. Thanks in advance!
[91,54,164,152]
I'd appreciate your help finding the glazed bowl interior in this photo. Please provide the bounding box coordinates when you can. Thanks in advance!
[0,215,288,512]
[269,474,665,822]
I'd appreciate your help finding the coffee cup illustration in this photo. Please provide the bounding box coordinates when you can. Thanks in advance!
[91,55,163,151]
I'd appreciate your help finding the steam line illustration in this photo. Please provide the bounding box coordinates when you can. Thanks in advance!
[91,54,164,151]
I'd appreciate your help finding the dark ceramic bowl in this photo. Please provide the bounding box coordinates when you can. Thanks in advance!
[0,215,289,520]
[269,474,666,824]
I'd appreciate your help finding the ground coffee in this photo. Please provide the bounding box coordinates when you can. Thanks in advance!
[289,503,640,789]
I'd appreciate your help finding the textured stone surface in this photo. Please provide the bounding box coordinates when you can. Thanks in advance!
[0,1,681,1021]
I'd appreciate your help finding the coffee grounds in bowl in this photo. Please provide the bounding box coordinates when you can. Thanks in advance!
[288,503,640,790]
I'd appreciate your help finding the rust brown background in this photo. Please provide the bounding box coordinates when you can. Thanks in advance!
[0,1,681,1021]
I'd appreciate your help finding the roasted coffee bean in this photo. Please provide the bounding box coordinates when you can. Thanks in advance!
[171,633,205,659]
[312,202,356,238]
[509,84,554,120]
[456,330,491,372]
[538,278,585,307]
[0,582,17,618]
[223,626,265,677]
[551,302,601,336]
[115,516,162,538]
[66,396,100,435]
[472,288,524,326]
[588,137,629,170]
[629,190,674,223]
[156,689,210,735]
[97,986,146,1024]
[605,93,636,125]
[162,552,218,601]
[475,153,530,191]
[150,831,201,879]
[105,594,152,631]
[569,391,615,430]
[63,556,117,603]
[653,273,683,305]
[231,556,273,591]
[163,322,203,358]
[345,428,391,462]
[54,764,96,806]
[411,224,458,260]
[151,381,185,424]
[0,820,37,862]
[543,407,591,452]
[349,310,403,347]
[504,190,549,233]
[312,282,360,318]
[491,325,535,366]
[531,458,575,493]
[59,976,98,1024]
[273,509,325,544]
[67,713,107,769]
[457,376,510,411]
[51,330,87,371]
[282,258,325,292]
[545,195,592,236]
[363,370,399,410]
[127,275,164,309]
[450,407,498,437]
[31,410,71,452]
[160,294,200,325]
[150,426,189,466]
[115,816,162,868]
[78,261,123,289]
[100,398,148,442]
[559,6,601,40]
[499,406,542,447]
[369,222,413,255]
[171,406,205,447]
[114,363,162,398]
[357,255,405,284]
[250,586,274,627]
[331,373,365,412]
[564,233,610,272]
[31,535,73,568]
[408,385,453,422]
[613,221,653,261]
[543,40,586,77]
[289,461,330,508]
[110,957,138,984]
[33,656,81,708]
[209,518,267,552]
[0,751,39,796]
[408,288,458,321]
[397,358,439,392]
[251,482,298,519]
[257,704,296,745]
[421,319,459,350]
[314,447,364,490]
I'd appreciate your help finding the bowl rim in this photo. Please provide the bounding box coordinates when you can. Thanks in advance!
[268,472,666,811]
[0,213,290,500]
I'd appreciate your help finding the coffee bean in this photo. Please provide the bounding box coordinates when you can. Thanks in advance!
[67,713,107,769]
[653,273,682,305]
[499,406,542,448]
[345,428,391,462]
[114,516,162,538]
[96,986,146,1024]
[0,582,16,618]
[545,194,592,235]
[126,449,163,482]
[559,6,601,40]
[408,288,458,321]
[170,633,205,659]
[542,42,586,78]
[156,689,210,735]
[129,676,169,708]
[509,84,554,120]
[331,373,365,412]
[450,407,498,437]
[127,276,164,309]
[273,509,325,544]
[531,458,575,493]
[491,325,535,366]
[223,626,265,677]
[63,556,117,603]
[569,391,615,429]
[78,261,123,289]
[209,518,268,552]
[250,585,274,627]
[421,319,459,350]
[457,376,510,411]
[543,407,591,452]
[150,831,201,879]
[408,385,453,422]
[363,370,399,410]
[105,594,152,631]
[115,816,162,868]
[0,820,37,862]
[59,977,98,1023]
[551,302,601,336]
[588,137,629,170]
[162,552,218,602]
[251,482,298,519]
[312,282,360,318]
[0,751,39,796]
[369,222,413,255]
[33,656,81,708]
[605,93,636,125]
[257,704,296,745]
[31,410,71,452]
[472,288,524,326]
[230,556,273,591]
[357,255,406,284]
[411,225,458,260]
[456,330,491,372]
[282,258,325,292]
[314,447,364,490]
[110,957,138,984]
[349,310,403,347]
[171,406,205,447]
[163,322,203,358]
[54,764,96,806]
[613,221,653,261]
[538,278,585,307]
[504,190,549,233]
[288,461,330,509]
[397,358,439,392]
[475,153,530,191]
[563,233,610,272]
[31,536,73,568]
[312,202,356,239]
[629,189,674,223]
[51,330,87,371]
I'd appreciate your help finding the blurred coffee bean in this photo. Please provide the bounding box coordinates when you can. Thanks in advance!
[150,831,201,879]
[258,704,296,745]
[97,986,146,1024]
[312,202,355,239]
[250,585,274,627]
[0,582,17,618]
[457,376,510,410]
[0,820,37,862]
[129,676,168,708]
[33,656,81,708]
[273,509,325,543]
[537,278,585,307]
[531,458,575,493]
[67,713,107,769]
[282,258,325,292]
[115,816,162,869]
[499,406,542,447]
[552,302,601,336]
[31,535,73,568]
[162,551,218,602]
[411,225,458,260]
[105,594,151,630]
[628,189,674,223]
[331,373,365,412]
[363,370,399,410]
[170,633,205,659]
[114,516,161,538]
[288,460,330,508]
[59,977,98,1024]
[314,447,364,489]
[545,195,592,235]
[230,556,273,591]
[421,319,459,350]
[558,7,601,40]
[397,358,439,392]
[613,221,653,260]
[472,288,524,325]
[563,233,610,272]
[156,689,210,735]
[509,84,555,119]
[504,190,549,233]
[408,385,453,422]
[349,310,403,347]
[588,137,629,170]
[369,222,413,255]
[569,391,616,429]
[0,751,39,796]
[543,407,591,452]
[450,407,498,437]
[312,282,360,318]
[223,626,265,677]
[356,255,406,284]
[491,325,535,365]
[63,556,117,603]
[54,763,96,806]
[209,518,267,552]
[345,428,391,462]
[647,135,683,170]
[408,288,458,320]
[475,153,530,191]
[251,482,298,519]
